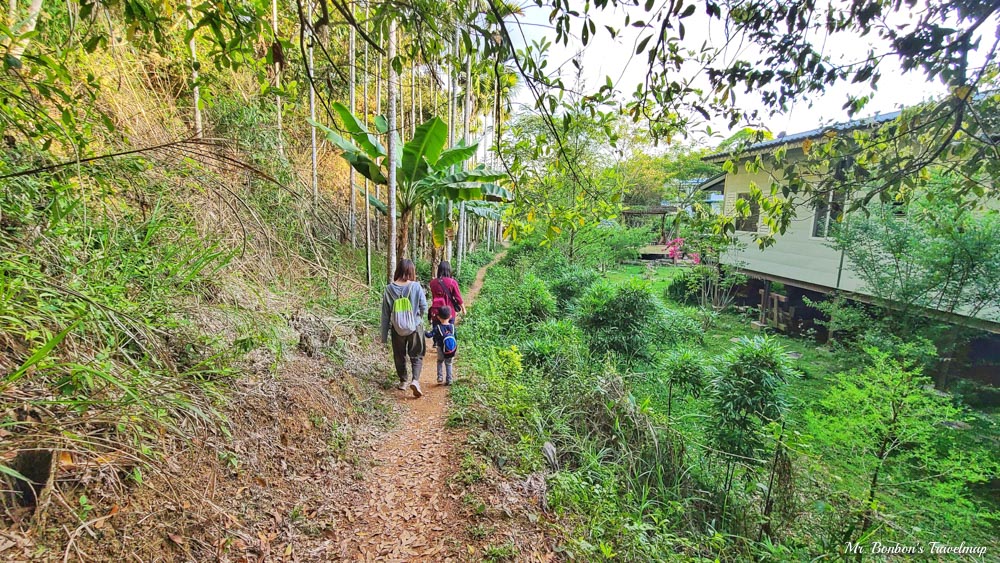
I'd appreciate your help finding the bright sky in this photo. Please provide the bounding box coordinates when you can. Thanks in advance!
[505,2,979,148]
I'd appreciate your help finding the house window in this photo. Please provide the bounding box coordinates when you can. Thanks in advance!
[735,193,760,232]
[812,189,846,237]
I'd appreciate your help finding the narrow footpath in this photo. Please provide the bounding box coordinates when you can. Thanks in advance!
[331,252,520,561]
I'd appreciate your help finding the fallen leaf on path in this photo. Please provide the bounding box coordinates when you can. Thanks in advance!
[168,533,186,545]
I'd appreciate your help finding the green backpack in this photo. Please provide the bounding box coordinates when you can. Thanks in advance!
[391,290,419,336]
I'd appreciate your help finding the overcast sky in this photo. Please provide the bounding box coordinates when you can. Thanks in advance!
[504,2,977,148]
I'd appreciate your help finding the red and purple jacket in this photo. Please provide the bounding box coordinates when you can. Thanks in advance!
[428,276,464,322]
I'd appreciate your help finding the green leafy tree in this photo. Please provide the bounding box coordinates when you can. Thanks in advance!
[832,196,1000,327]
[828,193,1000,384]
[805,348,993,547]
[500,108,624,244]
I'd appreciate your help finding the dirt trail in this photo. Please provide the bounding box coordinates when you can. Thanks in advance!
[330,252,509,561]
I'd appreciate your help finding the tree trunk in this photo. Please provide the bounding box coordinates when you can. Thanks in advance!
[446,28,459,262]
[348,5,357,246]
[418,60,424,122]
[457,43,472,272]
[398,207,411,260]
[387,19,399,279]
[186,0,203,138]
[858,431,891,549]
[6,0,44,61]
[411,55,417,137]
[272,0,283,157]
[307,0,318,205]
[362,9,372,285]
[375,53,383,251]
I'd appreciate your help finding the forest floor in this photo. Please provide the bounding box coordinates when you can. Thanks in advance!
[328,251,556,562]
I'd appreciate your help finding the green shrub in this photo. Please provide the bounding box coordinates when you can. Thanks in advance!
[519,320,587,377]
[710,336,797,464]
[414,257,433,282]
[663,348,713,398]
[664,268,700,305]
[524,247,569,283]
[859,329,938,372]
[474,270,556,338]
[662,308,703,344]
[577,278,683,363]
[548,267,600,308]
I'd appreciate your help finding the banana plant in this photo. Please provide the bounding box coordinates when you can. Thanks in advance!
[312,102,510,258]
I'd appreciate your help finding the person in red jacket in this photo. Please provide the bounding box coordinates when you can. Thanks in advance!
[428,260,464,326]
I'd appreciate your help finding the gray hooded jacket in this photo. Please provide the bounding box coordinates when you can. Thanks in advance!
[380,281,428,343]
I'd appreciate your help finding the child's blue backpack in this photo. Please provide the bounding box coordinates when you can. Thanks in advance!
[442,326,457,358]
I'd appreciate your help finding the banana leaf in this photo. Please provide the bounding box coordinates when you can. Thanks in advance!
[434,143,479,169]
[332,102,386,158]
[432,199,452,247]
[401,117,447,185]
[463,201,504,220]
[437,168,507,184]
[344,151,387,185]
[312,120,361,154]
[479,182,514,202]
[368,194,388,216]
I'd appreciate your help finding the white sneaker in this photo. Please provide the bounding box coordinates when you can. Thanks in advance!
[410,380,423,398]
[396,381,408,390]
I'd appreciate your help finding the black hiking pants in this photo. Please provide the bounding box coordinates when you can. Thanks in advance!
[390,329,425,382]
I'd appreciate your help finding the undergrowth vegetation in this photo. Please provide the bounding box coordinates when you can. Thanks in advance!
[452,238,1000,561]
[0,77,372,520]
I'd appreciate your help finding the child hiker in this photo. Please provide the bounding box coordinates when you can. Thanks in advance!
[425,305,457,385]
[380,259,428,398]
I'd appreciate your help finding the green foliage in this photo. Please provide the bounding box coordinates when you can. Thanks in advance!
[618,143,722,208]
[761,93,1000,245]
[805,348,996,542]
[664,268,700,305]
[500,111,625,243]
[454,248,494,290]
[577,278,692,363]
[472,269,555,338]
[566,223,650,272]
[519,320,587,378]
[458,244,1000,558]
[315,107,510,254]
[548,267,600,309]
[662,348,713,398]
[710,336,796,464]
[832,197,1000,329]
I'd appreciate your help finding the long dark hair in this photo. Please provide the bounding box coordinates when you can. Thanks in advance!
[394,259,416,282]
[436,260,452,279]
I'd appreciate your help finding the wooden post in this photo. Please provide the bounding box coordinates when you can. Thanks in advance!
[760,280,771,326]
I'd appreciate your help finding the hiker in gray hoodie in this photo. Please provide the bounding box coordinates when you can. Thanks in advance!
[380,259,428,397]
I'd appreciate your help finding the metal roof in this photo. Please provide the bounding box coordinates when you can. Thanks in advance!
[705,110,903,162]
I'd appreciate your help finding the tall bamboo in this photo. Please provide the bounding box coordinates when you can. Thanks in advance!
[186,0,202,138]
[272,0,283,156]
[307,0,318,205]
[363,6,371,285]
[387,19,399,278]
[349,6,357,246]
